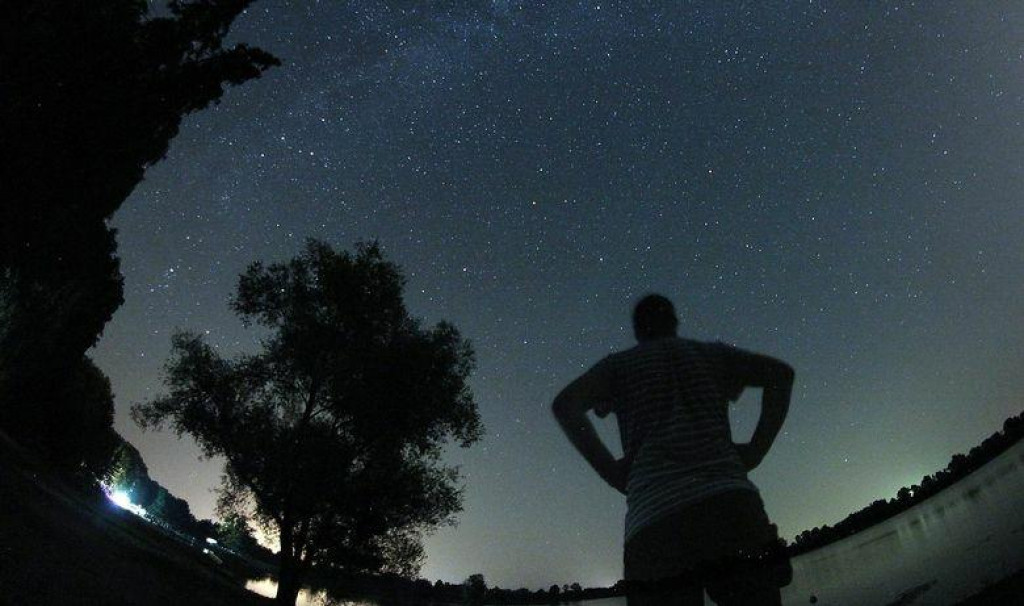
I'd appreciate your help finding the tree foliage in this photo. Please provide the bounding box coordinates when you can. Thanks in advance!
[0,0,276,472]
[217,512,267,558]
[46,357,122,479]
[133,240,482,605]
[464,573,487,605]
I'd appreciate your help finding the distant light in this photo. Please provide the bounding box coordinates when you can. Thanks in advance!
[109,490,132,510]
[206,537,218,545]
[106,489,148,518]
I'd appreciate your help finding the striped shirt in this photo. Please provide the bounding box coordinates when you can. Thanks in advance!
[591,337,757,544]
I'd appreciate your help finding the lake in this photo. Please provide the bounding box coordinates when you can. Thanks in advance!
[248,439,1024,605]
[777,437,1024,605]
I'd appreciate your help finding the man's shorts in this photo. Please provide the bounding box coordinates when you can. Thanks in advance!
[623,489,785,606]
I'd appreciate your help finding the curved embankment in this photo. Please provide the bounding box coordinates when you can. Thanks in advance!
[0,430,272,606]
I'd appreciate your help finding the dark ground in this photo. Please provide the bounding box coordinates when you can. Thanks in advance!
[953,568,1024,606]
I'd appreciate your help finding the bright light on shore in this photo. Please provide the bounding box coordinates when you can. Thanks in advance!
[109,490,132,509]
[106,489,148,518]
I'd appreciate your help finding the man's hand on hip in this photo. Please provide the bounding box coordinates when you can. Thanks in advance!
[734,442,766,471]
[601,458,629,495]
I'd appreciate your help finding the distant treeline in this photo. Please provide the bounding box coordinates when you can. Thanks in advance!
[104,437,275,564]
[788,409,1024,555]
[430,576,619,605]
[294,571,624,605]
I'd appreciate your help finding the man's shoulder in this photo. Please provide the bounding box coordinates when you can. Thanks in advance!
[598,342,646,366]
[600,337,706,366]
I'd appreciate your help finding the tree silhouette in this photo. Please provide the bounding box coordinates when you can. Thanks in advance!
[133,240,483,605]
[0,0,277,471]
[464,573,487,605]
[217,512,267,559]
[46,357,121,480]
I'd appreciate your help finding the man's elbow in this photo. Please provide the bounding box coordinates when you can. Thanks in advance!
[551,393,572,419]
[551,391,585,423]
[777,362,795,386]
[760,361,795,392]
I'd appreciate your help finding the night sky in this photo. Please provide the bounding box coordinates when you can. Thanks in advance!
[91,1,1024,590]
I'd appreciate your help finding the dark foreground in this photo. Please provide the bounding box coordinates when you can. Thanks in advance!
[953,568,1024,605]
[0,429,1020,606]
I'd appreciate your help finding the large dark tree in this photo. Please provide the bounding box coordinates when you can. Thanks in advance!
[0,0,277,470]
[48,357,122,480]
[133,241,483,606]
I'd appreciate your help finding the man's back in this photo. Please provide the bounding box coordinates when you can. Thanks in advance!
[551,294,793,605]
[592,337,757,543]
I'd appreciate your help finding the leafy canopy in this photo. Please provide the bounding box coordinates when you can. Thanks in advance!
[134,240,482,579]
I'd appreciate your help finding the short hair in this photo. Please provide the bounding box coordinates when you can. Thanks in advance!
[632,294,679,340]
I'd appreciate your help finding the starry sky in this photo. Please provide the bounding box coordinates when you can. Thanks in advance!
[91,1,1024,591]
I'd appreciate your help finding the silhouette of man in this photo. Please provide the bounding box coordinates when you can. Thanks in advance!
[552,294,794,605]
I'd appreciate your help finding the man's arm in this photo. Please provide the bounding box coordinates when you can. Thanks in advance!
[551,370,627,494]
[729,349,795,471]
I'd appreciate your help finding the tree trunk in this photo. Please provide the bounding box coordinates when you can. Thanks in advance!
[275,552,303,606]
[275,524,303,606]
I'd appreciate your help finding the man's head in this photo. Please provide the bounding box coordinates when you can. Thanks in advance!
[632,294,679,342]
